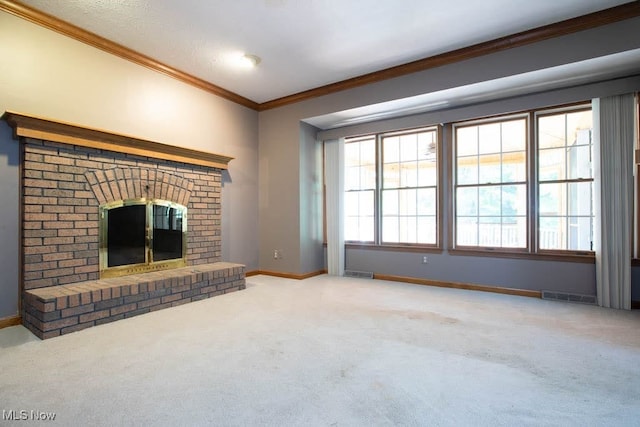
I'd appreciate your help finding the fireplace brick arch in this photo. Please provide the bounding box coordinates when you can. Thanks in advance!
[85,168,195,206]
[19,139,223,290]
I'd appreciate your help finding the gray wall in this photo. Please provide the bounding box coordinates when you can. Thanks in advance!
[346,249,595,294]
[257,16,640,295]
[257,118,324,275]
[258,108,301,273]
[0,122,19,318]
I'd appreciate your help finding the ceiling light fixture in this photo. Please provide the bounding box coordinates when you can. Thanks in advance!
[239,54,261,69]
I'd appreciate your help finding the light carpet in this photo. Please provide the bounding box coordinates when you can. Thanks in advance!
[1,274,639,426]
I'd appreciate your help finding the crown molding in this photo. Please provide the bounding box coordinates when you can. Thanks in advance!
[0,0,259,110]
[258,1,640,111]
[1,0,638,112]
[2,111,234,170]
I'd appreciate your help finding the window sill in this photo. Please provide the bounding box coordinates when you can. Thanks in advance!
[345,243,443,254]
[327,243,596,262]
[449,248,595,264]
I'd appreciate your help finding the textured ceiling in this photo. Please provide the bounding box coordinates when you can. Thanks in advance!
[16,0,634,104]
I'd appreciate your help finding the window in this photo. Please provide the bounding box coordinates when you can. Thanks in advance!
[336,102,594,259]
[344,136,376,242]
[537,108,594,251]
[382,129,438,244]
[454,117,527,249]
[344,127,440,246]
[452,104,594,256]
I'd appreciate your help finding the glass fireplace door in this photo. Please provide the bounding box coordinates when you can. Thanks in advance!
[107,203,147,267]
[152,203,184,262]
[100,199,187,278]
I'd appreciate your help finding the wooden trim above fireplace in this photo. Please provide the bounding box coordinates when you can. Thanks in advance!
[2,111,234,169]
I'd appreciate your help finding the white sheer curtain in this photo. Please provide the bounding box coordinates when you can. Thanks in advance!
[324,138,345,276]
[593,94,636,309]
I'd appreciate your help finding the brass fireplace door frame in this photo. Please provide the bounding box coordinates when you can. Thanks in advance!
[99,198,187,278]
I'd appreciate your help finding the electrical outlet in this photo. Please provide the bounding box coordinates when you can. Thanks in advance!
[274,250,279,259]
[422,255,428,264]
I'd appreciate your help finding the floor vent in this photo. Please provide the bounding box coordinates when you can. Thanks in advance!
[541,290,597,305]
[344,270,374,279]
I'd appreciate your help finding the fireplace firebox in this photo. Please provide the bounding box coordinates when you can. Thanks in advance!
[100,199,187,278]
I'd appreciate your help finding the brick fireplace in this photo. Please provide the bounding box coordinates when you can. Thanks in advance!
[3,111,246,338]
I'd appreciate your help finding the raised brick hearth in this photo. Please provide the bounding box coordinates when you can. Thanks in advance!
[3,112,245,339]
[23,262,245,339]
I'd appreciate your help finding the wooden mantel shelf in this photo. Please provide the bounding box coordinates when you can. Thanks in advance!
[1,111,234,169]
